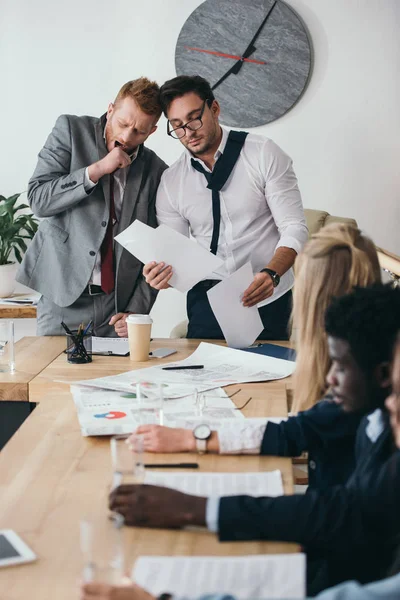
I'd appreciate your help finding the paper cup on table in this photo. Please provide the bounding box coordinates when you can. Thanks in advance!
[126,314,152,362]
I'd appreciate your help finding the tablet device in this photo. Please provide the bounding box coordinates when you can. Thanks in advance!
[0,530,37,567]
[150,348,177,358]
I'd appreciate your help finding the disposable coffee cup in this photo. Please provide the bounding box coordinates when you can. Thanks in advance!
[126,315,152,362]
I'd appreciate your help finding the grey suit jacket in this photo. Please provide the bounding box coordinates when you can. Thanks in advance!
[17,113,167,312]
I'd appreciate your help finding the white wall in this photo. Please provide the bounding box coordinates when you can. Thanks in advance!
[1,0,399,338]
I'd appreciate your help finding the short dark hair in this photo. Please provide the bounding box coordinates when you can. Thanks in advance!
[325,284,400,372]
[159,75,215,116]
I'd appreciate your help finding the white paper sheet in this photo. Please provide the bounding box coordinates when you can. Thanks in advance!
[72,342,295,399]
[158,342,295,384]
[133,554,306,599]
[115,220,223,293]
[143,469,284,497]
[91,337,130,355]
[0,293,41,305]
[207,262,263,348]
[71,386,244,436]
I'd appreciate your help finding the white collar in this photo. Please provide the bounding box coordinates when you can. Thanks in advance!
[366,408,385,443]
[187,126,229,171]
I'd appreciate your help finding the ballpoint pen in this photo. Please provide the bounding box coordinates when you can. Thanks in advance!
[162,365,204,371]
[144,463,199,469]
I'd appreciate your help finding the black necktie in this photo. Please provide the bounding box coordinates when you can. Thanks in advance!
[190,130,248,255]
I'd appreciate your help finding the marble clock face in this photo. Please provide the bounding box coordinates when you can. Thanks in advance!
[175,0,312,128]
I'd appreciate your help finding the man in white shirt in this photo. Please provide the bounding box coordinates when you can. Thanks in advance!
[143,75,308,340]
[17,78,167,337]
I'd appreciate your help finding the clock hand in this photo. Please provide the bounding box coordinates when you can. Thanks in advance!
[184,46,267,65]
[212,0,277,91]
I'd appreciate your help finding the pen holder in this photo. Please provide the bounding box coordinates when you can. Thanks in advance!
[66,331,92,364]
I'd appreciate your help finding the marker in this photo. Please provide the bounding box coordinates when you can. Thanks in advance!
[162,365,204,371]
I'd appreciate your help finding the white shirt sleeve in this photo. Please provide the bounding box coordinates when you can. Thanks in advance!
[261,139,309,255]
[84,167,98,192]
[156,173,191,236]
[206,497,220,532]
[217,420,268,454]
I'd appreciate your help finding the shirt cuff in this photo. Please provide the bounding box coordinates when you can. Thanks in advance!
[276,231,308,256]
[206,497,220,532]
[217,420,268,454]
[84,167,98,192]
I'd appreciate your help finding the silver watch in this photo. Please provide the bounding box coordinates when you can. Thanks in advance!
[193,424,211,453]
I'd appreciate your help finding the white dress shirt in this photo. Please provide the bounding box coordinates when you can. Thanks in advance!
[84,148,138,286]
[156,127,308,306]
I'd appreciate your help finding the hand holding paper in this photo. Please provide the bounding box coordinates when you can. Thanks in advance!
[115,221,223,293]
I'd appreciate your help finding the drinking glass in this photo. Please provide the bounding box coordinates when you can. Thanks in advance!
[137,382,165,425]
[80,513,125,583]
[110,433,144,490]
[0,320,15,373]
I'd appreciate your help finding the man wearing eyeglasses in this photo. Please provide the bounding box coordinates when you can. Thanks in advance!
[143,75,308,340]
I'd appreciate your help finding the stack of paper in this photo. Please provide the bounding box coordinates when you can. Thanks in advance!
[0,293,40,305]
[73,342,295,400]
[143,469,284,497]
[71,386,244,436]
[133,554,306,598]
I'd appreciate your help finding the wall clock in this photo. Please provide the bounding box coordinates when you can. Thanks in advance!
[175,0,312,128]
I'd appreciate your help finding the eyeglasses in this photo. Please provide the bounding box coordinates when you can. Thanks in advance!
[167,99,209,139]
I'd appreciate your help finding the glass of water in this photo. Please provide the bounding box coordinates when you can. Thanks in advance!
[0,320,15,373]
[80,513,125,584]
[137,382,165,425]
[110,433,144,490]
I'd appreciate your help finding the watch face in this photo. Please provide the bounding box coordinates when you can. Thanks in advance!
[194,424,211,440]
[175,0,312,128]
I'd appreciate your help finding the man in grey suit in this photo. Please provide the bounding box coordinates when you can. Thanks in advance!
[17,78,167,337]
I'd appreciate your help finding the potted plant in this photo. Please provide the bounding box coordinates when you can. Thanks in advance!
[0,193,38,297]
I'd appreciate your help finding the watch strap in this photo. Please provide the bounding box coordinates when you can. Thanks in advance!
[196,438,207,453]
[260,267,280,287]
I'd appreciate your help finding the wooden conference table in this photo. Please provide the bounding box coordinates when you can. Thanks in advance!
[0,337,298,600]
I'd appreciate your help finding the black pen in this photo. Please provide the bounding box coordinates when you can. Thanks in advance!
[162,365,204,371]
[144,463,199,469]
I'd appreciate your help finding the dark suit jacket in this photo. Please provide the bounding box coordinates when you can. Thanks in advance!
[261,398,362,490]
[219,408,399,594]
[17,113,167,312]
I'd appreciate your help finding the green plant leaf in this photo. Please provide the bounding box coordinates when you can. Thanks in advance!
[0,192,38,265]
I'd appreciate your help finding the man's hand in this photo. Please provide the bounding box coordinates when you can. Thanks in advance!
[242,272,274,307]
[109,313,131,337]
[109,484,207,529]
[80,581,154,600]
[130,425,195,453]
[143,262,173,290]
[88,147,132,183]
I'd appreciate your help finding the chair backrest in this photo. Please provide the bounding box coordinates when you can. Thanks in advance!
[304,208,358,236]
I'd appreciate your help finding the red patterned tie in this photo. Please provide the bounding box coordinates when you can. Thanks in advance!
[100,174,116,294]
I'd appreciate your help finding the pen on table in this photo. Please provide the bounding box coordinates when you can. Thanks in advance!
[162,365,204,371]
[144,463,199,469]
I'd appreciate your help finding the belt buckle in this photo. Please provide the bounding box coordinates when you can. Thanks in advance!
[88,284,103,296]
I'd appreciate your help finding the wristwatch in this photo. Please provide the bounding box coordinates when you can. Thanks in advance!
[260,268,280,287]
[193,423,211,453]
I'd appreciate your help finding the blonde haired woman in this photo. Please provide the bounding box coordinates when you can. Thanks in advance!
[127,224,381,491]
[291,222,381,412]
